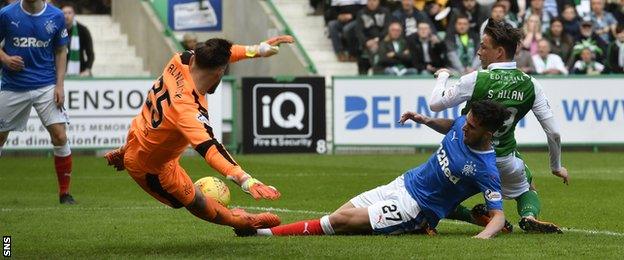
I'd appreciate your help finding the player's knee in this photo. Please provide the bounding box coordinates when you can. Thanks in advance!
[187,186,205,210]
[187,186,217,215]
[328,212,349,232]
[50,130,67,146]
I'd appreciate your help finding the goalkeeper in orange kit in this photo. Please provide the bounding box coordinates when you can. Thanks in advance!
[104,36,294,230]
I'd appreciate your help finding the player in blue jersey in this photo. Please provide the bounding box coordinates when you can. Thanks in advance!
[0,0,75,204]
[236,100,511,239]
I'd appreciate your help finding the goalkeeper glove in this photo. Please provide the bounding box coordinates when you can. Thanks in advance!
[245,35,295,58]
[228,173,281,200]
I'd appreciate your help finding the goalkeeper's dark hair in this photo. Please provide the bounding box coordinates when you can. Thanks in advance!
[469,100,511,132]
[483,19,523,60]
[193,38,232,69]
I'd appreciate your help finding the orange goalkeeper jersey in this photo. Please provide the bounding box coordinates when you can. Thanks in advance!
[128,47,250,177]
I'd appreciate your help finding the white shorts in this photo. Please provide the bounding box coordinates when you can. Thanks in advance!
[349,175,427,235]
[0,85,69,132]
[496,152,530,199]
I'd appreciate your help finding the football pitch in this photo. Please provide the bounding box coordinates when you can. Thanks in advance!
[1,152,623,258]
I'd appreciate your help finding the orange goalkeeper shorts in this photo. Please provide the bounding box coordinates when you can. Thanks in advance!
[123,131,196,208]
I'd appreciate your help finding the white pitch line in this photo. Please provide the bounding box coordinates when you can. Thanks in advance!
[2,205,623,237]
[233,205,331,215]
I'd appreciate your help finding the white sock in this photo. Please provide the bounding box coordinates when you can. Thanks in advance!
[53,143,71,157]
[256,228,273,236]
[320,215,335,235]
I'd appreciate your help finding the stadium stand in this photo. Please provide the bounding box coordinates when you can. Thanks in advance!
[268,0,624,76]
[272,0,358,76]
[76,14,150,77]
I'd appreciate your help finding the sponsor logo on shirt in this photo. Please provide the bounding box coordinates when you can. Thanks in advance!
[61,28,68,38]
[12,37,51,48]
[437,145,460,184]
[485,189,502,202]
[196,112,210,126]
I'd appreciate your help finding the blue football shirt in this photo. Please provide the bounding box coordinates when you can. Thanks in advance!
[404,116,503,227]
[0,1,68,91]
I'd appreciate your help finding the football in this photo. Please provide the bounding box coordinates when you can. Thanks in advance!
[194,176,231,207]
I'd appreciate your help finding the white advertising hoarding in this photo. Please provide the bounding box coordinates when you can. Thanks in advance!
[333,77,624,146]
[4,79,228,149]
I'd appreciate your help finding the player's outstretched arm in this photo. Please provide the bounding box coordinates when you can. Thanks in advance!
[174,102,281,200]
[429,69,477,112]
[229,35,295,63]
[196,140,280,200]
[399,111,454,134]
[532,79,568,185]
[473,209,505,239]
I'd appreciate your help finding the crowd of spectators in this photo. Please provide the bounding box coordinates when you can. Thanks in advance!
[318,0,624,75]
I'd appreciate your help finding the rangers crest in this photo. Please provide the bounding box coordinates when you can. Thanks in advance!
[44,20,57,34]
[462,161,477,176]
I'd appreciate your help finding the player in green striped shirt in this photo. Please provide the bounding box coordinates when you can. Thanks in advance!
[428,20,569,233]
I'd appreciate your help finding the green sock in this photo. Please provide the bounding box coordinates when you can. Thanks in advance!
[447,204,475,224]
[516,190,541,218]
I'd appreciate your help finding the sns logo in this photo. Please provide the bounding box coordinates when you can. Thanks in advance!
[262,92,305,130]
[3,236,10,257]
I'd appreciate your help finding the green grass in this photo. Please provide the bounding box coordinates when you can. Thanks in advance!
[1,152,623,259]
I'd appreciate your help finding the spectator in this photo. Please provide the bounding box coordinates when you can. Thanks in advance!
[524,0,553,32]
[532,39,569,74]
[382,0,403,10]
[62,3,94,77]
[392,0,435,37]
[374,22,418,75]
[573,0,592,17]
[407,22,447,74]
[181,33,198,51]
[576,19,609,61]
[479,3,516,36]
[355,0,392,74]
[608,0,624,25]
[545,18,575,66]
[447,0,489,36]
[606,24,624,73]
[308,0,324,16]
[522,14,543,56]
[589,0,618,43]
[572,46,605,74]
[516,49,537,74]
[445,15,480,73]
[561,4,582,39]
[495,0,520,28]
[424,1,451,34]
[543,0,561,18]
[326,0,366,61]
